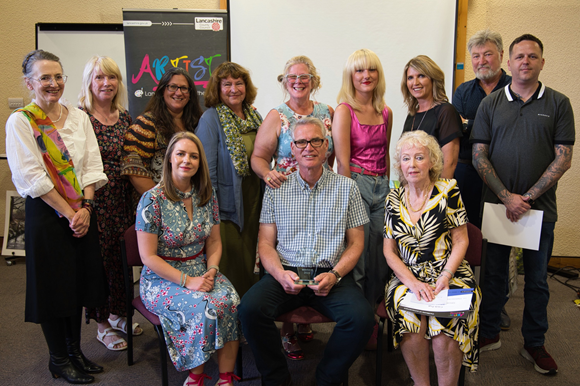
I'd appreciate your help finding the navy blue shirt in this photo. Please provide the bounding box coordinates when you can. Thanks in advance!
[452,69,511,160]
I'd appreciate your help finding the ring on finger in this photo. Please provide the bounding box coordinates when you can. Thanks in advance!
[266,177,271,181]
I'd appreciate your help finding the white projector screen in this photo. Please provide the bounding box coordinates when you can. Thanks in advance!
[36,24,127,109]
[231,0,458,175]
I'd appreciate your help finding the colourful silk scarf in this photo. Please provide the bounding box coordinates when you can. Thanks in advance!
[216,102,262,176]
[17,103,83,211]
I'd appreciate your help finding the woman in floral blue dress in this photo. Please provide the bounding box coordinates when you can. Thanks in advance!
[136,132,240,386]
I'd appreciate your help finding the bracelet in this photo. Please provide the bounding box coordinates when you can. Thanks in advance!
[180,273,188,287]
[207,265,219,273]
[442,269,454,279]
[439,272,451,280]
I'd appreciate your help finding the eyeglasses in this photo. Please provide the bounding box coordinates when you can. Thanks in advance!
[293,138,325,149]
[166,84,191,94]
[285,74,313,83]
[29,75,68,86]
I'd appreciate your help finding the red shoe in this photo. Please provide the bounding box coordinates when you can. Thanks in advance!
[520,346,558,375]
[217,372,241,385]
[297,323,314,342]
[184,372,211,386]
[479,334,501,352]
[282,333,304,360]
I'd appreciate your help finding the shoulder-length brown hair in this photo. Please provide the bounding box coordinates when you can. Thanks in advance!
[161,131,213,206]
[143,67,203,143]
[401,55,448,116]
[204,62,258,108]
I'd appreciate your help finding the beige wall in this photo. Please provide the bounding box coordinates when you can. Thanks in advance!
[462,0,580,256]
[0,1,218,238]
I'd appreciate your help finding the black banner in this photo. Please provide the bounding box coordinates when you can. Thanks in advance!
[123,9,228,119]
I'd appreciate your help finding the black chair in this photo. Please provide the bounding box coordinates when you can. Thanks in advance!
[121,224,169,386]
[375,222,487,386]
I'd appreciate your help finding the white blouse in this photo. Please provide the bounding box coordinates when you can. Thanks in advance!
[5,99,108,199]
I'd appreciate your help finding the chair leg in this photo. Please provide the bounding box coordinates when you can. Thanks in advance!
[127,309,134,366]
[458,364,466,386]
[154,325,168,386]
[235,344,243,381]
[376,317,385,386]
[387,318,394,352]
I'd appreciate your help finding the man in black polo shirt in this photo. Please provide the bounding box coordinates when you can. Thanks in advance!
[471,34,575,375]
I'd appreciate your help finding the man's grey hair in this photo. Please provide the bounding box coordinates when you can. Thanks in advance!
[290,117,326,140]
[467,29,503,54]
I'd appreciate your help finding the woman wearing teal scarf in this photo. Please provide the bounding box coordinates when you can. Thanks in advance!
[196,62,263,298]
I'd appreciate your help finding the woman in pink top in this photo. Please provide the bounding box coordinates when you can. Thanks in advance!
[333,49,393,319]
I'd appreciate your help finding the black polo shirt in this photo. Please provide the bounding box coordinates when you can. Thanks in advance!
[470,83,575,222]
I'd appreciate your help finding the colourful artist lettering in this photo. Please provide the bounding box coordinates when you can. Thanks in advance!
[152,56,170,80]
[204,54,221,76]
[190,56,206,80]
[131,54,157,84]
[171,56,189,68]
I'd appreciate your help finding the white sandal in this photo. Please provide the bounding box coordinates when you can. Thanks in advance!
[97,327,127,351]
[108,317,143,336]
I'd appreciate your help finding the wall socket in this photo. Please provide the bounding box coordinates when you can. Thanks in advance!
[8,98,24,109]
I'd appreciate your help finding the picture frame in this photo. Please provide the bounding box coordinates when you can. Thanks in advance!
[2,191,26,257]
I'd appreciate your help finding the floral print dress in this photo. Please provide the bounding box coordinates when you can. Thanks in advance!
[273,102,333,175]
[81,108,133,322]
[136,186,239,371]
[384,179,481,371]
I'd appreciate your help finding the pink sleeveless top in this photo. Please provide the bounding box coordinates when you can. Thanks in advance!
[341,103,389,174]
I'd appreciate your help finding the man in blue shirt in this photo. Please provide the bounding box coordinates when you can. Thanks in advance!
[239,117,374,386]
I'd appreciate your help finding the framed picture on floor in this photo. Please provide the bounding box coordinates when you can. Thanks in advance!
[2,191,26,256]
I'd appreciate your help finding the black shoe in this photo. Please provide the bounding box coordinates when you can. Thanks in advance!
[49,357,94,384]
[67,337,104,374]
[69,352,104,374]
[500,307,511,331]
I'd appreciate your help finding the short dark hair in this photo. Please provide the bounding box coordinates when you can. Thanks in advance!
[509,34,544,56]
[204,62,258,108]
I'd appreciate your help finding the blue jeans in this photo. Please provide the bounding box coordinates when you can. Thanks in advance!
[238,270,374,386]
[479,222,555,347]
[350,172,390,305]
[454,162,483,229]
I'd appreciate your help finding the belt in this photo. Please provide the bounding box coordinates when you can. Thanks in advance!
[457,159,472,165]
[349,165,386,177]
[159,249,204,261]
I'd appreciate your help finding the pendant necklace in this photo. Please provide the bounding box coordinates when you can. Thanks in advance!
[411,102,434,131]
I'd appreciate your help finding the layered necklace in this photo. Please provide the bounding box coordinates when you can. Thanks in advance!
[405,183,433,213]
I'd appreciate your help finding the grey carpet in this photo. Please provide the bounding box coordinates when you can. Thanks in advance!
[1,257,579,385]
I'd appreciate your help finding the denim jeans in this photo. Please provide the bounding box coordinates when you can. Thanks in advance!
[350,172,391,305]
[238,270,374,386]
[480,222,555,347]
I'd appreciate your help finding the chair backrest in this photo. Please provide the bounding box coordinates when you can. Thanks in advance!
[465,222,487,290]
[123,224,143,267]
[465,223,482,266]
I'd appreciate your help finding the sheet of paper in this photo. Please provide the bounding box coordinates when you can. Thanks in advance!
[481,203,543,251]
[400,288,474,318]
[410,289,448,305]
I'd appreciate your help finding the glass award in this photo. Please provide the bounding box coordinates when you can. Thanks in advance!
[294,249,319,285]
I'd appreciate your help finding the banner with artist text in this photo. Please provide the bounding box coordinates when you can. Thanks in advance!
[123,9,229,119]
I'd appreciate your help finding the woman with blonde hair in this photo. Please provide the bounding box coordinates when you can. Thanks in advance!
[250,55,334,360]
[384,130,480,385]
[79,56,141,351]
[333,49,392,317]
[401,55,462,178]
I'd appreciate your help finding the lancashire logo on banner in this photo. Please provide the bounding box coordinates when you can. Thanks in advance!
[195,17,223,31]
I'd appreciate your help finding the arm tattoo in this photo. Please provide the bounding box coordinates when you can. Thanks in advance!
[472,143,510,202]
[527,144,573,199]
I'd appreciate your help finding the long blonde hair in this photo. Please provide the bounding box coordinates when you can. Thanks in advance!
[336,49,386,114]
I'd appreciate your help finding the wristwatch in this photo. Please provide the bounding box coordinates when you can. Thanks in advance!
[329,269,342,284]
[523,193,535,206]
